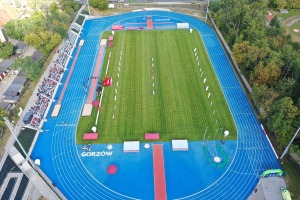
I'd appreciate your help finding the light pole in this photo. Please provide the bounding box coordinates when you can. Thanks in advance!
[87,0,91,16]
[280,126,300,160]
[4,117,36,169]
[205,0,210,23]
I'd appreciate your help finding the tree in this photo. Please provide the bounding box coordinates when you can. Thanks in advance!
[275,78,296,98]
[54,25,68,38]
[49,2,59,14]
[250,61,281,87]
[232,41,268,73]
[252,84,279,119]
[4,13,44,40]
[267,97,298,148]
[274,0,287,9]
[24,31,61,54]
[286,0,300,9]
[11,57,42,80]
[267,16,285,37]
[90,0,109,11]
[280,44,299,80]
[0,107,8,127]
[0,42,14,59]
[240,0,268,44]
[4,20,25,40]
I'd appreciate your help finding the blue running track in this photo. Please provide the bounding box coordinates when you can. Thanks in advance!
[31,11,281,200]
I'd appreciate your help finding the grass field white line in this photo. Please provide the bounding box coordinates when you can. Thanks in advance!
[95,51,111,125]
[78,29,236,143]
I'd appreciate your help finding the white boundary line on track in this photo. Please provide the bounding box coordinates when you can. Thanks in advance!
[260,124,278,159]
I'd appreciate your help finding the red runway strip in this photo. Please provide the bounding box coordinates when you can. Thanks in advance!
[153,144,167,200]
[147,19,153,29]
[87,45,106,104]
[57,46,82,104]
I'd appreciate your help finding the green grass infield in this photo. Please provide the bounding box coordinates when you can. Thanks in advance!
[77,29,236,144]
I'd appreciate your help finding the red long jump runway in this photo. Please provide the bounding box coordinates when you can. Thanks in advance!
[86,44,106,104]
[57,46,82,104]
[147,19,153,29]
[153,144,167,200]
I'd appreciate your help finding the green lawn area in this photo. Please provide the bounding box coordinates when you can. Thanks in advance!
[277,9,300,21]
[282,156,300,200]
[275,9,300,42]
[14,128,36,157]
[288,20,300,42]
[77,29,236,144]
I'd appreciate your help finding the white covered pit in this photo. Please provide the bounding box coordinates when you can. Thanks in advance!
[123,141,140,152]
[172,140,189,151]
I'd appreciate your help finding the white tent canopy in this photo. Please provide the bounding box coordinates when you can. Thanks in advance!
[123,141,140,152]
[177,23,189,29]
[172,140,188,151]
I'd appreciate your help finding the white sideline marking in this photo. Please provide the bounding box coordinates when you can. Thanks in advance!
[115,89,117,94]
[153,90,155,95]
[261,124,278,159]
[116,82,118,86]
[118,67,120,71]
[115,96,116,101]
[198,62,199,66]
[153,83,154,87]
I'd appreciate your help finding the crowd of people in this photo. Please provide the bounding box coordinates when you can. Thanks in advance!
[28,32,78,128]
[38,79,57,98]
[29,96,50,128]
[48,65,64,82]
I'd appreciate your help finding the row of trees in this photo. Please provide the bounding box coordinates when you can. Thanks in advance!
[3,0,80,81]
[4,0,80,55]
[211,0,300,150]
[0,42,14,59]
[269,0,300,9]
[1,0,80,133]
[11,57,42,80]
[89,0,109,11]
